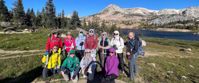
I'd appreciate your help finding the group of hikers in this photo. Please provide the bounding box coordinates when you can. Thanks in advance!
[41,28,145,83]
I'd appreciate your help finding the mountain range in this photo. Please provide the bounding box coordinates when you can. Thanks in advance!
[84,4,199,29]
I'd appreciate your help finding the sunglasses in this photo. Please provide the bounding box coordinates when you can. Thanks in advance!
[109,52,114,53]
[89,31,94,33]
[80,32,83,33]
[114,33,119,35]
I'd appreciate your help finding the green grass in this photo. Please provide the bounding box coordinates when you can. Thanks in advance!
[0,28,80,51]
[0,29,50,50]
[0,56,42,80]
[139,56,199,83]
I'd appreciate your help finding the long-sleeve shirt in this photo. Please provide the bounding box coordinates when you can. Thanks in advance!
[62,56,80,72]
[105,55,119,76]
[45,35,63,52]
[47,49,61,69]
[75,35,86,50]
[110,37,124,53]
[63,38,76,53]
[85,35,98,50]
[126,38,139,55]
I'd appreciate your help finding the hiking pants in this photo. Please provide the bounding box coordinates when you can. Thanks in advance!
[129,52,138,80]
[76,50,84,61]
[61,66,80,79]
[117,53,124,71]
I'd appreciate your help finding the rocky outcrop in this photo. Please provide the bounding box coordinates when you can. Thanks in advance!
[84,4,199,28]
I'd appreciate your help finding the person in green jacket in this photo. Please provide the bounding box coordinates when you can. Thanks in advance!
[61,50,80,82]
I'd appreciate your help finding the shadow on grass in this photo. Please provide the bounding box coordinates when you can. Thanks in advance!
[0,66,43,83]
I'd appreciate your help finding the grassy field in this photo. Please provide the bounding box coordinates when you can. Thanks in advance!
[0,29,199,83]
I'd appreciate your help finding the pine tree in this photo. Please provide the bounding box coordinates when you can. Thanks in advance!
[101,21,107,31]
[60,10,67,28]
[13,0,25,25]
[35,11,42,27]
[30,8,36,26]
[110,24,117,33]
[70,11,81,29]
[45,0,56,28]
[41,8,46,28]
[82,19,87,29]
[24,8,32,26]
[0,0,10,21]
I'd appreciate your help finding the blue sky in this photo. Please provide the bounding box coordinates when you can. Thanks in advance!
[4,0,199,17]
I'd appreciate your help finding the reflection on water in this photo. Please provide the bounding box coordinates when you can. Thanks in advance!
[121,29,199,41]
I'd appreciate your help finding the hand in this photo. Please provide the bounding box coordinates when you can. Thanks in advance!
[127,55,131,60]
[127,52,130,55]
[45,51,49,55]
[56,66,60,69]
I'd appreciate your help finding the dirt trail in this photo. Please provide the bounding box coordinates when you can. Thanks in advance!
[0,49,42,54]
[0,49,43,59]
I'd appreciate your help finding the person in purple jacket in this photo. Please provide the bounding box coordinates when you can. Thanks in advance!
[102,47,119,83]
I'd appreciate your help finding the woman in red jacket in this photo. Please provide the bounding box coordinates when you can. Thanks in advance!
[45,32,63,55]
[63,32,76,57]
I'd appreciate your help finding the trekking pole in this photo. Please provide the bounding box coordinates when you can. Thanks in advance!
[45,54,49,68]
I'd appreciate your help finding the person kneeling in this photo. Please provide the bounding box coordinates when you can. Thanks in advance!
[42,46,61,79]
[102,48,119,83]
[61,50,80,82]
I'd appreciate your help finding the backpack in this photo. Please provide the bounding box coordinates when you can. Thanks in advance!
[129,37,144,56]
[137,38,145,56]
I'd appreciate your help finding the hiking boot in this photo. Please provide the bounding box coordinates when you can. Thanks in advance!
[72,76,78,83]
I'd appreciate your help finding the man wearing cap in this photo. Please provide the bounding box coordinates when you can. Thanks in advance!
[110,30,125,74]
[45,32,63,55]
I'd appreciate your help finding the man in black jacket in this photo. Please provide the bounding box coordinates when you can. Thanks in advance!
[126,32,139,80]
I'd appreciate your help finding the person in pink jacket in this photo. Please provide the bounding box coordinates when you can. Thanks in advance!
[63,32,76,57]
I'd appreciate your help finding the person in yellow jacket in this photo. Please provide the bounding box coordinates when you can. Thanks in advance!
[42,46,61,79]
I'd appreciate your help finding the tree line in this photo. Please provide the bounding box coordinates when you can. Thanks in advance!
[0,0,81,30]
[0,0,119,33]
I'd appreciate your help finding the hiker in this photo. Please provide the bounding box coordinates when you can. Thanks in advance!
[45,31,62,55]
[98,32,111,68]
[126,32,144,80]
[42,46,61,78]
[61,50,80,82]
[75,31,86,61]
[110,30,125,74]
[102,48,119,83]
[80,29,98,80]
[84,29,98,60]
[63,32,76,57]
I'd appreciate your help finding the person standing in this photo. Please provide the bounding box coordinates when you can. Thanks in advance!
[110,30,125,74]
[63,32,76,57]
[45,32,63,55]
[83,29,98,81]
[75,31,86,61]
[98,32,111,68]
[126,32,140,80]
